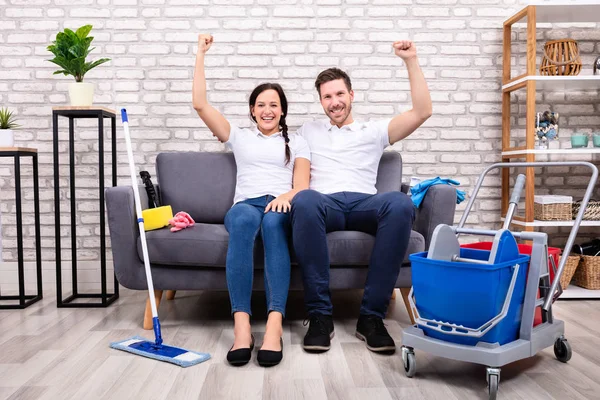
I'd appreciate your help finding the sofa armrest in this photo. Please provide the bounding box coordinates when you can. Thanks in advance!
[106,185,158,289]
[413,185,457,250]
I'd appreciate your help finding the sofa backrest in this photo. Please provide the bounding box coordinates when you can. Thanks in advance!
[157,152,237,224]
[157,151,402,224]
[376,151,403,193]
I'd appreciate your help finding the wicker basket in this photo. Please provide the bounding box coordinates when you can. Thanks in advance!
[558,255,581,289]
[574,256,600,290]
[540,39,582,76]
[572,200,600,221]
[534,203,572,220]
[534,195,573,220]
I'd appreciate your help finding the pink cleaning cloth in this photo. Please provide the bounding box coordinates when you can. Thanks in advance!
[169,211,195,232]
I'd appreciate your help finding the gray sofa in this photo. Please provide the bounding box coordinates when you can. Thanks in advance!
[106,151,457,326]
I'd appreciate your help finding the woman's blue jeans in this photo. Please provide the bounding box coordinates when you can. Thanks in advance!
[224,195,291,317]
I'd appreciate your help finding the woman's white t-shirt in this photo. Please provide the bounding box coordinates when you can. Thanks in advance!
[225,125,311,204]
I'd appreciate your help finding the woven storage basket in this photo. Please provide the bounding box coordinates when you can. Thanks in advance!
[574,256,600,290]
[558,255,581,289]
[540,39,582,76]
[534,203,572,220]
[534,195,572,220]
[572,200,600,220]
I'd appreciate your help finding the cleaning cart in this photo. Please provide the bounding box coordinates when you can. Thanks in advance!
[401,161,598,400]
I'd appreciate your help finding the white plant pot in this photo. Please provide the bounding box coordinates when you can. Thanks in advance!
[68,82,94,106]
[0,129,14,147]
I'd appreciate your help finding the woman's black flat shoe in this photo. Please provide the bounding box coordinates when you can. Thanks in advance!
[227,334,254,366]
[257,338,283,367]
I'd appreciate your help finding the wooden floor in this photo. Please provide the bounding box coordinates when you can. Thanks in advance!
[0,288,599,400]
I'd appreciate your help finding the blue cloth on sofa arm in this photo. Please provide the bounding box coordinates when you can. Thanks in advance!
[410,177,466,208]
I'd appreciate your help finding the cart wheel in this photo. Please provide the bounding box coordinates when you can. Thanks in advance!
[488,374,498,400]
[401,347,416,378]
[554,337,572,363]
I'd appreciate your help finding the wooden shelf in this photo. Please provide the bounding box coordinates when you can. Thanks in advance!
[509,2,600,24]
[0,147,37,153]
[52,106,116,113]
[558,284,600,299]
[502,218,600,227]
[502,148,600,156]
[503,75,600,92]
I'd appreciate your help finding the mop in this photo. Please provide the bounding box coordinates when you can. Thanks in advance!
[110,109,211,367]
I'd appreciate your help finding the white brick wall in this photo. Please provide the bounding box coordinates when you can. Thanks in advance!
[1,0,599,290]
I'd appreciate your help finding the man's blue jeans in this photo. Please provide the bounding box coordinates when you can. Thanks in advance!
[290,190,415,319]
[224,195,291,317]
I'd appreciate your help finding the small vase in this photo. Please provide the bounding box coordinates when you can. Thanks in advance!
[0,129,14,147]
[68,82,94,106]
[594,56,600,75]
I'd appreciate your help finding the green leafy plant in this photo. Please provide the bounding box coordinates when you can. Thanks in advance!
[0,108,20,130]
[47,25,110,82]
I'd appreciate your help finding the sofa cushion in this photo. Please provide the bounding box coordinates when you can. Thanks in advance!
[139,224,425,268]
[156,152,236,224]
[140,223,230,267]
[376,151,402,193]
[155,151,402,224]
[324,230,424,265]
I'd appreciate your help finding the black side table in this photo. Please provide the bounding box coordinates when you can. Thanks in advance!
[0,147,42,309]
[52,107,119,307]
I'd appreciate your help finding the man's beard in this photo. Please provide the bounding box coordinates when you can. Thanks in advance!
[328,102,351,124]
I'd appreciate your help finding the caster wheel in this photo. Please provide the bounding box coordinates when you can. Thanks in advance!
[554,337,572,363]
[401,347,416,378]
[488,374,498,400]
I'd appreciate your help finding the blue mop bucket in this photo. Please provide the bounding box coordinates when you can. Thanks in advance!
[409,248,530,346]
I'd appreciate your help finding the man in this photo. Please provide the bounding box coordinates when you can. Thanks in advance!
[291,40,432,354]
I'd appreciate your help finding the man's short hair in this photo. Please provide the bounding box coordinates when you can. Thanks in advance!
[314,68,352,97]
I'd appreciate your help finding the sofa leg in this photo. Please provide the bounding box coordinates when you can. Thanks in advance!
[143,290,164,330]
[399,287,415,325]
[166,290,176,300]
[390,289,397,300]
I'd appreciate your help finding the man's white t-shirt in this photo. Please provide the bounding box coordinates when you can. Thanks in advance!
[296,119,391,195]
[225,125,311,204]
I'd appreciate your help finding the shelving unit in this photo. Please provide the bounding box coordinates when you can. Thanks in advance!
[502,75,600,91]
[560,285,600,299]
[502,3,600,299]
[514,1,600,24]
[502,148,600,156]
[501,217,600,227]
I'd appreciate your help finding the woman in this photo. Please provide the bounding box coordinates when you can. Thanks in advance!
[193,34,310,367]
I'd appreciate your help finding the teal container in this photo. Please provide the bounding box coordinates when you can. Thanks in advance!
[571,134,589,148]
[593,134,600,148]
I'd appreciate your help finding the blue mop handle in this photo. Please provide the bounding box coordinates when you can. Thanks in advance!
[153,317,163,346]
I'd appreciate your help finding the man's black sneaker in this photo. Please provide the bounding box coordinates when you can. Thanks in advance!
[302,314,334,352]
[355,314,396,353]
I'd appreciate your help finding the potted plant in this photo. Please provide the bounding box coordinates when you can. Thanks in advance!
[0,107,20,147]
[47,25,110,106]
